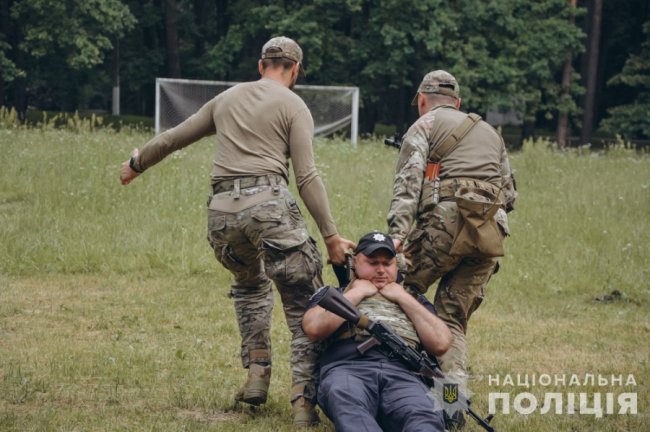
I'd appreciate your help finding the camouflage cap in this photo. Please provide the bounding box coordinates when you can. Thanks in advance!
[411,70,460,105]
[261,36,303,63]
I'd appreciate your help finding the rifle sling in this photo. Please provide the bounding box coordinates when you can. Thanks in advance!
[429,112,482,163]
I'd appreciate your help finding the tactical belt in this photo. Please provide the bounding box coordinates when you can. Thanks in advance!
[209,174,287,213]
[438,177,504,202]
[212,174,286,194]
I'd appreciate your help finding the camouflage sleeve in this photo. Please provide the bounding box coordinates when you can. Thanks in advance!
[387,122,429,241]
[499,142,517,212]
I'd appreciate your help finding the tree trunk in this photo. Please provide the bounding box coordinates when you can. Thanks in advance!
[13,49,26,120]
[0,0,9,106]
[397,86,407,135]
[164,0,181,78]
[216,0,229,38]
[557,0,577,148]
[193,0,208,56]
[580,0,602,145]
[521,119,536,147]
[361,98,376,134]
[9,0,26,120]
[112,39,120,116]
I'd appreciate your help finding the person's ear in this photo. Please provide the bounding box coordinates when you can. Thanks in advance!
[418,93,427,112]
[455,97,462,110]
[258,60,264,76]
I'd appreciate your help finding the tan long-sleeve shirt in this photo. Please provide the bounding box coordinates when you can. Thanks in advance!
[136,78,338,237]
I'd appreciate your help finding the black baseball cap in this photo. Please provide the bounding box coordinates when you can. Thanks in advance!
[354,231,396,257]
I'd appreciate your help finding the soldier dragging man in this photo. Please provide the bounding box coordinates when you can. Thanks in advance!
[119,36,355,426]
[387,69,517,429]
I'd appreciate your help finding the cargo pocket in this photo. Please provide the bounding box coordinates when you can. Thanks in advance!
[207,214,226,248]
[262,228,322,286]
[207,215,241,270]
[252,200,284,225]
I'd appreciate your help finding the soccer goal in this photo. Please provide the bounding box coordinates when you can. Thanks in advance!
[155,78,360,145]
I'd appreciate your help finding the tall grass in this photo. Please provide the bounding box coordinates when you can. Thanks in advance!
[0,126,648,431]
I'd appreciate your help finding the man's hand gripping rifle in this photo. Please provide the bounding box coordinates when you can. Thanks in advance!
[311,284,496,432]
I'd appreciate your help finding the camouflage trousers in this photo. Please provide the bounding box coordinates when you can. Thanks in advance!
[402,201,499,388]
[207,181,323,401]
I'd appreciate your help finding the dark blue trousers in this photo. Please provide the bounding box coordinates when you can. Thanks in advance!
[317,358,444,432]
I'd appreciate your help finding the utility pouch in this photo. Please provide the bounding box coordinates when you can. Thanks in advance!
[449,186,504,258]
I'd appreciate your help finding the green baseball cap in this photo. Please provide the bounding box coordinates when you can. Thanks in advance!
[411,70,460,105]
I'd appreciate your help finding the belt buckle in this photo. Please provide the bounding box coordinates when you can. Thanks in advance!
[232,179,241,200]
[268,175,280,195]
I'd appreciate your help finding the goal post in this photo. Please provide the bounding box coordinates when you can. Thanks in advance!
[155,78,360,145]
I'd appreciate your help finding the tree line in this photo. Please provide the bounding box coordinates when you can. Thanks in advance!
[1,0,648,144]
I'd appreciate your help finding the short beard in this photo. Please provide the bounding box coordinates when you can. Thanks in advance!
[288,70,299,90]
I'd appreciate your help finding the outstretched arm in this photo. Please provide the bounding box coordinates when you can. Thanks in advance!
[119,98,216,185]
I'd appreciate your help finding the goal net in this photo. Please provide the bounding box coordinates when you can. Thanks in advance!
[155,78,360,145]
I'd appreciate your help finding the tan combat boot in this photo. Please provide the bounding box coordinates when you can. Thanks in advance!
[291,384,320,427]
[235,349,271,406]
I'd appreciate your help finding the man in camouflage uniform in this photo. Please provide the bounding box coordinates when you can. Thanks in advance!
[302,231,452,432]
[119,36,355,426]
[387,70,517,428]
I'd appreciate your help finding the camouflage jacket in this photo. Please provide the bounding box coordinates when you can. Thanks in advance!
[387,105,517,241]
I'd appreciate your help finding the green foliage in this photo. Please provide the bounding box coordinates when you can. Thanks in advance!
[11,0,136,70]
[0,0,645,139]
[0,39,23,83]
[441,0,585,120]
[2,0,136,112]
[600,21,650,139]
[190,0,586,131]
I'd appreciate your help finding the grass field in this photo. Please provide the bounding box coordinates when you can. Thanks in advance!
[1,125,648,431]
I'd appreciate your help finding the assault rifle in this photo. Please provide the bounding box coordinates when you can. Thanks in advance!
[311,284,496,432]
[384,132,402,149]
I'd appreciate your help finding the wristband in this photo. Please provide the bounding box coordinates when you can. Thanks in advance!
[129,156,143,173]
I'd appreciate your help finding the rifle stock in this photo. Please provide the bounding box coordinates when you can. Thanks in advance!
[311,285,361,324]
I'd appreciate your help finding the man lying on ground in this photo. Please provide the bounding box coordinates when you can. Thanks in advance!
[302,231,452,432]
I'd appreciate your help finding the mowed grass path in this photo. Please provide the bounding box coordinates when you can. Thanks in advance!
[1,127,648,431]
